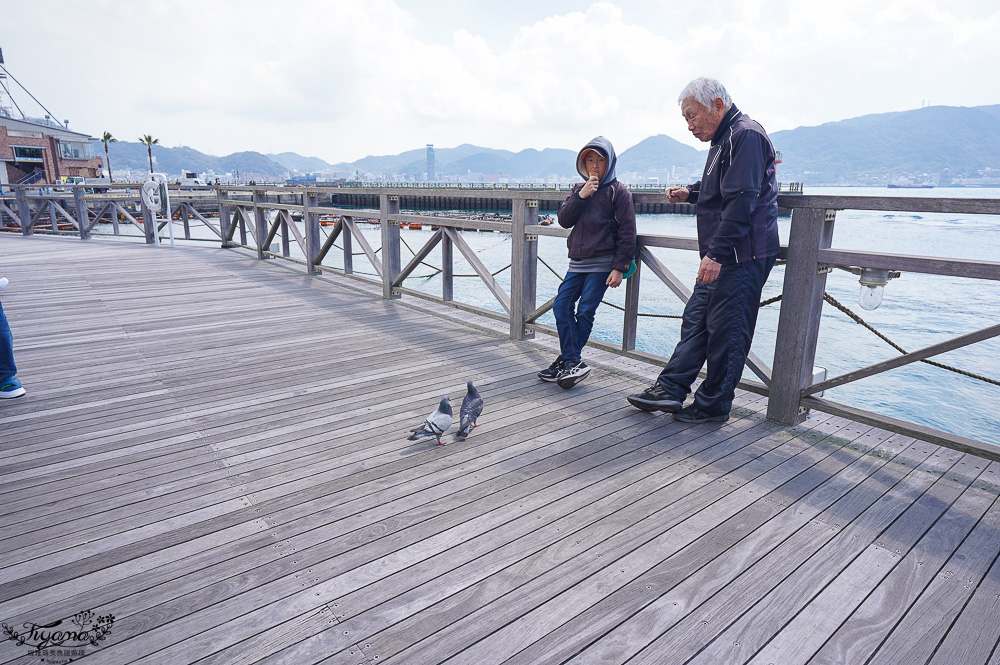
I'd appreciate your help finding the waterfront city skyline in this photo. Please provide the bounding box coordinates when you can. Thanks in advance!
[3,0,998,164]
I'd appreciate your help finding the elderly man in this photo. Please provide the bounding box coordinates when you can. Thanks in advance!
[627,78,779,423]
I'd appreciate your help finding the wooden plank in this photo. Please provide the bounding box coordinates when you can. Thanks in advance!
[861,478,1000,665]
[800,395,1000,462]
[616,434,954,665]
[733,456,996,665]
[29,374,648,660]
[782,194,1000,215]
[817,247,1000,281]
[928,506,1000,664]
[793,462,1000,665]
[0,235,998,665]
[388,213,510,233]
[417,419,889,665]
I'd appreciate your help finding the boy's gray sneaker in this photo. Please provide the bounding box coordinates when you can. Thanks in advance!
[556,361,590,389]
[537,357,565,382]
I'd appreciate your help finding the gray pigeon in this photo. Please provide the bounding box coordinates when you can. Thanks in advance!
[455,381,483,441]
[408,397,453,445]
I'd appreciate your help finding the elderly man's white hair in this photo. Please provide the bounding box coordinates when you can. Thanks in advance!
[678,78,732,111]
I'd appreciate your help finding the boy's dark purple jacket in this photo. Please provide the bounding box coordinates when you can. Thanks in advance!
[557,136,637,273]
[686,105,779,265]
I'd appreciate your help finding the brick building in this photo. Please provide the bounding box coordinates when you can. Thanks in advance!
[0,116,103,186]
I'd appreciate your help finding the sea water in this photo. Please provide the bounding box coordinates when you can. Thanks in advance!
[107,187,1000,445]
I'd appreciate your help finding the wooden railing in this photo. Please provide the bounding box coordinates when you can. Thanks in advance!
[1,184,998,458]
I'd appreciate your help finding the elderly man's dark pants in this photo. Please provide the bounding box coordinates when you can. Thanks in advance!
[656,256,775,416]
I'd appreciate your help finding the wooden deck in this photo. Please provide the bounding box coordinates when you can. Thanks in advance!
[1,235,999,665]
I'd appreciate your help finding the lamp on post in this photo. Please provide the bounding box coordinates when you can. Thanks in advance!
[858,267,900,310]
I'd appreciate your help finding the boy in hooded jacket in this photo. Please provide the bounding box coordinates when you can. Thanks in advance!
[537,137,637,389]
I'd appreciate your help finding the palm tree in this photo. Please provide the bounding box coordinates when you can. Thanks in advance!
[139,134,159,174]
[101,131,117,183]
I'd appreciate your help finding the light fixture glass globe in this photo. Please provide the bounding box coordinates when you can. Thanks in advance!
[859,284,884,310]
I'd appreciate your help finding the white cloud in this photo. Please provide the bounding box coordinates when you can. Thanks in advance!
[1,0,997,163]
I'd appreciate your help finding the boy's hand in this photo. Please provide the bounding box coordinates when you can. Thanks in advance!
[580,175,599,199]
[666,186,689,203]
[606,270,623,288]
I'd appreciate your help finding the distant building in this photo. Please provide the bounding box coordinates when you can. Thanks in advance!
[426,144,435,182]
[0,116,102,186]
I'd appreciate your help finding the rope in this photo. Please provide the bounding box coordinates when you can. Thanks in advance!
[759,294,782,308]
[823,292,1000,387]
[601,300,684,319]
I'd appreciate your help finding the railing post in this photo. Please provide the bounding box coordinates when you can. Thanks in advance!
[342,216,354,274]
[509,197,537,340]
[139,195,156,244]
[73,187,90,240]
[380,194,401,299]
[15,186,31,236]
[441,229,453,301]
[48,200,59,233]
[304,189,321,274]
[623,256,642,351]
[217,187,232,248]
[253,189,267,259]
[280,212,290,257]
[767,207,837,424]
[237,209,247,245]
[181,202,191,239]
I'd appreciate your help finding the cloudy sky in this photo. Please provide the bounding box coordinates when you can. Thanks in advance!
[2,0,997,163]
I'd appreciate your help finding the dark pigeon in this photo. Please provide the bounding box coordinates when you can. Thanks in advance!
[455,381,483,441]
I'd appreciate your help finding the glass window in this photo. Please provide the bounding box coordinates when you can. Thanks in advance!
[12,146,45,162]
[58,141,95,160]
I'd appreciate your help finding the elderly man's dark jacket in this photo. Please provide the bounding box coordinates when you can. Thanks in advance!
[687,105,779,265]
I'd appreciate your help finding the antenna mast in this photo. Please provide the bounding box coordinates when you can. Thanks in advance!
[0,48,13,119]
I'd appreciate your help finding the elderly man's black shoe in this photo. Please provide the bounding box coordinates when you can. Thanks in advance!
[673,405,729,423]
[626,385,683,412]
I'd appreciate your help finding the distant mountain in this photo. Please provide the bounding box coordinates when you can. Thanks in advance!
[336,144,580,179]
[93,140,289,179]
[771,104,1000,184]
[617,134,705,177]
[267,152,333,172]
[90,103,1000,185]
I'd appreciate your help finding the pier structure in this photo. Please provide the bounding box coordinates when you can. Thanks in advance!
[0,185,999,664]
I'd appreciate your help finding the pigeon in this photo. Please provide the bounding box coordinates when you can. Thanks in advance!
[408,397,453,445]
[455,381,483,441]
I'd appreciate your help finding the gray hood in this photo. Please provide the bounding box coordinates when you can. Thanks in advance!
[575,136,618,187]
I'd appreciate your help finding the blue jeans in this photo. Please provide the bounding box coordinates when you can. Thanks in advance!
[0,298,16,383]
[553,271,610,365]
[656,257,775,416]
